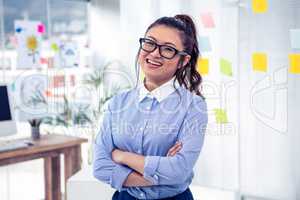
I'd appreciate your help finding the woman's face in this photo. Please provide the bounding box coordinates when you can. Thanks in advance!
[138,25,189,85]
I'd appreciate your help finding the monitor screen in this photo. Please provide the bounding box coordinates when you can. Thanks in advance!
[0,85,12,121]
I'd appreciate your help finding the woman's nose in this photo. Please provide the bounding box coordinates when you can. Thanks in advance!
[150,46,161,58]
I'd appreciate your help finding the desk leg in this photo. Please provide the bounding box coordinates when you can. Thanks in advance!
[44,156,61,200]
[64,145,82,199]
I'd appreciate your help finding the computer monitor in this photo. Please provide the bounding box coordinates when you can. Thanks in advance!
[0,84,17,137]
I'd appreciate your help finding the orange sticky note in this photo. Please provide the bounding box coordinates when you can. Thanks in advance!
[45,90,52,97]
[197,58,209,75]
[252,53,267,72]
[289,54,300,74]
[252,0,268,13]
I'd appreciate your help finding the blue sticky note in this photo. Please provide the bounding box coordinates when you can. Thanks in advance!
[198,36,212,52]
[290,29,300,49]
[15,27,22,33]
[11,82,16,92]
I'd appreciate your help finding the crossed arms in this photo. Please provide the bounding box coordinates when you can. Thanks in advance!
[93,100,207,190]
[110,142,183,187]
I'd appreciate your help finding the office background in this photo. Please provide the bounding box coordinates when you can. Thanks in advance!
[0,0,299,199]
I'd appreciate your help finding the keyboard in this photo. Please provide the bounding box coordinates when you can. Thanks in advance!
[0,140,32,153]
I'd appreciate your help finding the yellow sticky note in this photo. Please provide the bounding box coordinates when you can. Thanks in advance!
[214,109,228,124]
[289,54,300,74]
[197,58,209,75]
[252,53,267,72]
[252,0,268,13]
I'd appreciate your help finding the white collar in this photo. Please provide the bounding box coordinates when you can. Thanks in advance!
[138,77,179,103]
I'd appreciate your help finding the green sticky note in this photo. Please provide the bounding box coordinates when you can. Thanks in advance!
[51,43,59,52]
[214,109,228,124]
[220,58,233,76]
[252,53,267,72]
[252,0,268,13]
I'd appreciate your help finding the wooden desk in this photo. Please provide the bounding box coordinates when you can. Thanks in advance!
[0,134,88,200]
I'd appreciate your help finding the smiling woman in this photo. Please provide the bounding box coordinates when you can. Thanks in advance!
[93,14,208,200]
[138,25,191,91]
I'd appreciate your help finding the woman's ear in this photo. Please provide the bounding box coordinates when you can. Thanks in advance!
[178,55,191,68]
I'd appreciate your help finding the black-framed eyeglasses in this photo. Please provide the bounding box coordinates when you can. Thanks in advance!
[139,38,189,59]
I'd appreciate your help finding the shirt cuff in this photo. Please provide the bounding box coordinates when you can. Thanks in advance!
[111,164,132,191]
[143,156,160,185]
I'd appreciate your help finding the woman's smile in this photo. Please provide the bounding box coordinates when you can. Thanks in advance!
[145,58,163,68]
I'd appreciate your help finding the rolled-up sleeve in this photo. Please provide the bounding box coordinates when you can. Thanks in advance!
[93,100,132,191]
[143,99,208,185]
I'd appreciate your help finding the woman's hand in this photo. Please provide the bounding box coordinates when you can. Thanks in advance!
[112,141,182,165]
[166,141,182,157]
[112,150,145,174]
[112,149,126,164]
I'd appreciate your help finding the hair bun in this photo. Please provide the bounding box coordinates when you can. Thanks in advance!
[174,14,196,38]
[174,15,193,25]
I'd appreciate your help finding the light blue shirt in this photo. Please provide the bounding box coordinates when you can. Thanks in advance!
[93,78,208,199]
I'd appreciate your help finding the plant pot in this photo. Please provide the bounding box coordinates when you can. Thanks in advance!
[31,126,40,140]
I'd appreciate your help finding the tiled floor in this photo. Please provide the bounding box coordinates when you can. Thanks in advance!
[0,160,45,200]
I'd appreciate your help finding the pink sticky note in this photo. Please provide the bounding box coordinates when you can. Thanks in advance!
[40,57,48,64]
[9,35,18,47]
[70,75,76,86]
[200,12,215,28]
[52,75,65,88]
[37,24,45,33]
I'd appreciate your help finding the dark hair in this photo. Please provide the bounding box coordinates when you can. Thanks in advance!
[135,14,204,98]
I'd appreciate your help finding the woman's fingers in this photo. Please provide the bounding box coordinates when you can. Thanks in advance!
[168,145,182,156]
[167,142,182,156]
[168,143,182,156]
[167,142,180,155]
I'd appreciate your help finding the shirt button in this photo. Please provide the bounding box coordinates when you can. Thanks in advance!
[146,106,151,110]
[140,127,143,131]
[140,193,144,197]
